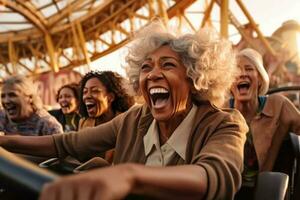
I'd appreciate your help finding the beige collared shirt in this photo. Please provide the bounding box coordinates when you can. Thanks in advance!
[143,105,197,166]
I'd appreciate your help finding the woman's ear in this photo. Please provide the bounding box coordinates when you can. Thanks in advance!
[108,93,115,104]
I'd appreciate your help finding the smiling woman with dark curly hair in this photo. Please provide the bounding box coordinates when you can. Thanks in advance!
[78,70,135,129]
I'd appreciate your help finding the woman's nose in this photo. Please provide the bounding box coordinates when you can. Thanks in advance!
[240,68,247,76]
[84,90,92,98]
[147,68,163,80]
[59,96,67,102]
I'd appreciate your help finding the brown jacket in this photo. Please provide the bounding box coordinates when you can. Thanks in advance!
[53,101,247,199]
[250,94,300,171]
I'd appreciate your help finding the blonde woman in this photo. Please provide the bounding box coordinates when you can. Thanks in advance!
[229,48,300,199]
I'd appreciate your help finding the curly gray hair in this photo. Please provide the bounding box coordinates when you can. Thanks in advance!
[2,75,43,111]
[125,20,238,106]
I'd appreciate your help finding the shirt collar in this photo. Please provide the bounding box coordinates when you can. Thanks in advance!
[167,104,197,160]
[260,96,273,117]
[143,104,197,160]
[143,120,157,156]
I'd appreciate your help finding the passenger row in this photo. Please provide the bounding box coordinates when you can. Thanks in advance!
[0,19,299,200]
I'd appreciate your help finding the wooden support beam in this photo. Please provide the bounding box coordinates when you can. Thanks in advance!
[157,0,169,24]
[220,0,229,38]
[17,61,33,73]
[131,12,149,20]
[201,0,215,28]
[0,0,202,76]
[98,37,111,47]
[76,21,91,68]
[45,34,59,73]
[110,23,116,45]
[3,64,12,75]
[27,43,44,60]
[0,21,31,25]
[182,13,196,32]
[177,10,183,30]
[71,22,81,61]
[48,0,91,27]
[85,0,137,34]
[8,38,17,74]
[0,0,48,34]
[16,0,48,27]
[0,53,12,75]
[147,0,155,19]
[166,0,196,18]
[115,25,130,36]
[52,0,61,12]
[235,0,276,55]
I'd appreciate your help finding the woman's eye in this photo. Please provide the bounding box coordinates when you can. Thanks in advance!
[141,64,151,70]
[164,62,176,67]
[92,90,99,93]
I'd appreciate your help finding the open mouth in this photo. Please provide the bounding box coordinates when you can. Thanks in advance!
[237,82,250,93]
[60,103,70,109]
[85,102,96,112]
[4,104,17,115]
[149,87,170,108]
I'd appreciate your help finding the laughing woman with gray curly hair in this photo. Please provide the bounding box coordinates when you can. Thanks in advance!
[0,20,247,200]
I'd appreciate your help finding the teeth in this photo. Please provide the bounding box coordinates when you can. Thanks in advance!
[149,88,168,95]
[85,102,94,106]
[239,81,249,84]
[4,105,15,110]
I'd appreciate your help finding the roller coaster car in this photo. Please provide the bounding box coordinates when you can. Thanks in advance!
[0,86,299,200]
[254,131,300,200]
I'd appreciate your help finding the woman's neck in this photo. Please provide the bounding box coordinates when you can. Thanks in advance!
[234,97,259,124]
[94,108,116,124]
[157,103,193,144]
[65,112,75,121]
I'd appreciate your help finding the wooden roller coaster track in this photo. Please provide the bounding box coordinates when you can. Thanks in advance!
[0,0,275,79]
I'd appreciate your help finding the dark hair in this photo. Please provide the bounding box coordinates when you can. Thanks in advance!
[78,71,135,118]
[56,83,80,102]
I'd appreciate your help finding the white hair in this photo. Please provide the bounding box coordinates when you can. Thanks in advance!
[238,48,270,95]
[2,75,43,110]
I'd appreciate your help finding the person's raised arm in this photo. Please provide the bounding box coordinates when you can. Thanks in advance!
[0,135,56,157]
[40,163,207,200]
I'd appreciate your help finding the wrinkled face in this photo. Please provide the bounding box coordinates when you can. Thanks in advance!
[1,84,34,122]
[139,45,192,122]
[231,56,261,102]
[58,87,78,114]
[83,77,113,118]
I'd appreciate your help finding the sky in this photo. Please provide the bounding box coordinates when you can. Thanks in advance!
[90,0,300,76]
